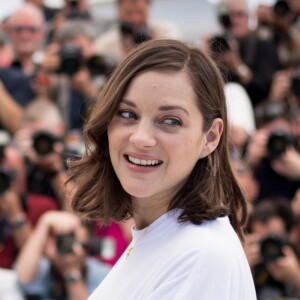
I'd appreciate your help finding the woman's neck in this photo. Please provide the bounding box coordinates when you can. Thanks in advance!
[132,196,170,230]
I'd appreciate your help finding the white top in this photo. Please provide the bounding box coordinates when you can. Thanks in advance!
[225,82,256,136]
[0,268,24,300]
[89,210,256,300]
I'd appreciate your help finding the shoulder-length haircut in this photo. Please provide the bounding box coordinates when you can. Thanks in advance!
[69,39,247,239]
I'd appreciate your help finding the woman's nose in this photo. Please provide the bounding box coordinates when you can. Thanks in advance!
[129,120,157,148]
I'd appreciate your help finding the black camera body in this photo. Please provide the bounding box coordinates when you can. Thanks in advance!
[210,35,231,55]
[33,131,59,156]
[217,3,232,29]
[59,44,116,77]
[84,237,102,256]
[291,71,300,98]
[86,55,117,78]
[267,129,296,158]
[56,232,76,255]
[59,44,83,76]
[120,22,152,45]
[56,233,103,256]
[273,0,290,18]
[68,0,79,8]
[0,168,11,195]
[260,235,287,263]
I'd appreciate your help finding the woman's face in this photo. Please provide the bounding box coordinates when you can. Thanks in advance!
[107,70,215,203]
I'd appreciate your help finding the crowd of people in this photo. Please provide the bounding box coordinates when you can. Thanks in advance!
[0,0,300,299]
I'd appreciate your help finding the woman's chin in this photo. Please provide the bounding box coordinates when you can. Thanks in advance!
[122,183,155,199]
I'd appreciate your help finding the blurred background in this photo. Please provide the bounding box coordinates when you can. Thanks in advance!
[0,0,279,44]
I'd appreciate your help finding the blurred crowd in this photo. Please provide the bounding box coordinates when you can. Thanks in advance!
[0,0,300,299]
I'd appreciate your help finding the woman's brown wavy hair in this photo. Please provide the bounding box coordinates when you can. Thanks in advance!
[68,39,247,239]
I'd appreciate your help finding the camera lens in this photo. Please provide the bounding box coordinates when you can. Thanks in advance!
[56,232,75,255]
[59,44,83,76]
[260,235,286,263]
[267,130,291,158]
[33,131,57,156]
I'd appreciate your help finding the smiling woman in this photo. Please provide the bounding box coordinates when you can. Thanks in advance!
[68,39,256,299]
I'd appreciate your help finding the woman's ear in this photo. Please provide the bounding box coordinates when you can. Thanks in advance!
[199,118,223,159]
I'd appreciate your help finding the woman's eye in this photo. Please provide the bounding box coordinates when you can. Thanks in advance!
[119,110,137,120]
[162,118,182,126]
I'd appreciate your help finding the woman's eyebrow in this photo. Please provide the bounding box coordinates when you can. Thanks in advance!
[121,99,137,107]
[121,99,189,116]
[159,105,189,116]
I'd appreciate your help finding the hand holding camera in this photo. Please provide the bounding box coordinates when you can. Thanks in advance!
[266,245,300,291]
[271,146,300,180]
[14,128,65,174]
[208,34,252,84]
[39,211,89,280]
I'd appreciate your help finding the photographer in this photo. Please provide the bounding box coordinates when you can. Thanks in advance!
[269,68,300,107]
[15,210,110,299]
[14,100,71,209]
[215,0,280,107]
[0,132,30,269]
[0,131,58,269]
[246,198,300,299]
[4,4,46,78]
[256,0,300,68]
[245,100,300,201]
[93,0,180,64]
[38,20,116,130]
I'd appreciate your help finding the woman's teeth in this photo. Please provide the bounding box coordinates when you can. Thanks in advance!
[127,156,161,166]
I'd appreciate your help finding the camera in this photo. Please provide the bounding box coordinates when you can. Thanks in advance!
[83,237,102,256]
[291,70,300,98]
[86,55,117,78]
[33,131,59,156]
[217,3,232,29]
[59,44,83,76]
[210,35,231,55]
[0,168,11,195]
[68,0,79,8]
[260,235,287,263]
[267,129,297,158]
[120,22,152,45]
[56,233,103,256]
[56,232,76,255]
[58,44,116,77]
[273,0,290,18]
